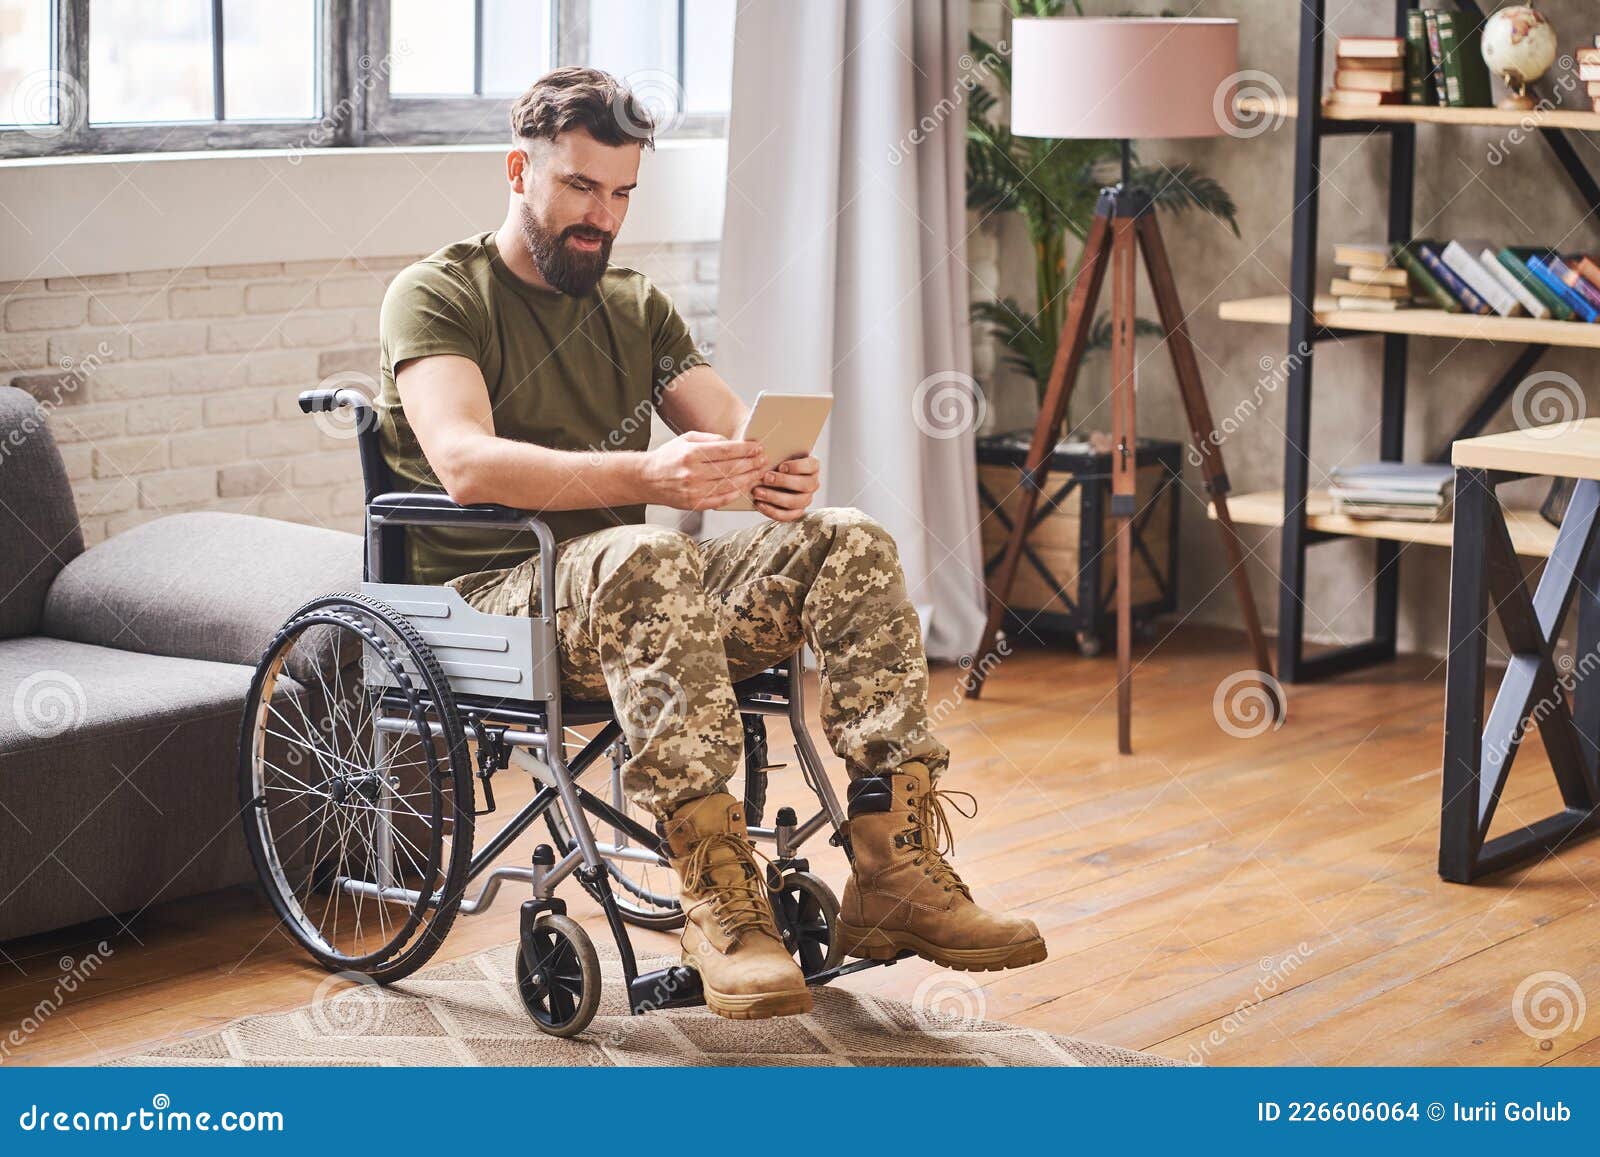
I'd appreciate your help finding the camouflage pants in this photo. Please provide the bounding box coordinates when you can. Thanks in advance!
[448,507,948,818]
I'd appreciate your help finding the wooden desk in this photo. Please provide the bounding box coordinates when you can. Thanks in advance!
[1441,422,1600,882]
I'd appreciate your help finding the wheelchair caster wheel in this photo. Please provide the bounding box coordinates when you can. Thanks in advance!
[772,871,844,978]
[515,914,600,1037]
[1076,631,1102,658]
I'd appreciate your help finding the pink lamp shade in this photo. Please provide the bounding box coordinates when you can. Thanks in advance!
[1010,17,1240,140]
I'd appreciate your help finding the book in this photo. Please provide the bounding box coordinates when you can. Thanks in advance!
[1334,68,1407,93]
[1338,57,1407,72]
[1436,11,1492,107]
[1578,256,1600,295]
[1441,240,1522,316]
[1337,297,1407,312]
[1337,36,1406,60]
[1393,243,1463,313]
[1579,63,1600,82]
[1479,248,1549,319]
[1329,487,1448,505]
[1325,89,1404,107]
[1587,81,1600,98]
[1576,47,1600,65]
[1497,248,1575,321]
[1345,265,1411,288]
[1549,255,1600,313]
[1423,11,1449,105]
[1333,244,1392,269]
[1330,278,1409,300]
[1328,461,1454,493]
[1331,499,1448,522]
[1404,10,1434,105]
[1414,241,1492,314]
[1526,254,1600,322]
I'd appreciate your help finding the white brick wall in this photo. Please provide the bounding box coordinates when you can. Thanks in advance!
[0,242,720,546]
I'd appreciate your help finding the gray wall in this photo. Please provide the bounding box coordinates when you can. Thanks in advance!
[971,0,1600,657]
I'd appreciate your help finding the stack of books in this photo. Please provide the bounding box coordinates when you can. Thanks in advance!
[1404,9,1492,107]
[1328,463,1455,523]
[1329,244,1414,312]
[1326,37,1406,109]
[1579,45,1600,112]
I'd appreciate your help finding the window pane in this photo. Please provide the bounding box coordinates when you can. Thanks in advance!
[223,0,316,120]
[0,0,56,129]
[390,0,473,97]
[682,0,733,114]
[482,0,551,97]
[586,0,679,122]
[90,0,213,124]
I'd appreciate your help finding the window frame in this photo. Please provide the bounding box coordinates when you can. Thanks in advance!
[1,0,728,160]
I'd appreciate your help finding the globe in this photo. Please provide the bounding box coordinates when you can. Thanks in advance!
[1481,5,1558,110]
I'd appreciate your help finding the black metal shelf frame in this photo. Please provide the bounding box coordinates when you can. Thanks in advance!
[1278,0,1600,683]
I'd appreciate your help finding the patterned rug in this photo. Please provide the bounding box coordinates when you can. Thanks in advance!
[106,943,1179,1067]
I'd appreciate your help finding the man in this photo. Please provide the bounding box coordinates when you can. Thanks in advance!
[378,68,1045,1021]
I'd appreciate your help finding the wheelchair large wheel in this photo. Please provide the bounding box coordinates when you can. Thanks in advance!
[239,593,474,985]
[543,720,773,931]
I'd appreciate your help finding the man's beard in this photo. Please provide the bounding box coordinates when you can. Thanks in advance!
[519,204,613,297]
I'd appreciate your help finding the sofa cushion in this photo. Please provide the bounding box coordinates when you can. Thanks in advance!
[0,635,258,754]
[41,510,360,680]
[0,386,84,640]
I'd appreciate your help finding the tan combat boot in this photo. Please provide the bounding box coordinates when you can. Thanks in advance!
[662,792,813,1020]
[839,762,1047,971]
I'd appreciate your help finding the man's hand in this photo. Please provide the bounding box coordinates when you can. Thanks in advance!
[752,455,821,523]
[639,430,767,511]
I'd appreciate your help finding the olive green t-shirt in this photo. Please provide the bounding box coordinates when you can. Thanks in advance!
[377,231,705,585]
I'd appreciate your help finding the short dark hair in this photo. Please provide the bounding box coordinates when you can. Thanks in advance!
[509,67,656,149]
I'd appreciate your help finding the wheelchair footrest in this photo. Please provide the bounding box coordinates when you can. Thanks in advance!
[628,965,704,1014]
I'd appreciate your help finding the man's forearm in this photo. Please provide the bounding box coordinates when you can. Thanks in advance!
[443,435,646,510]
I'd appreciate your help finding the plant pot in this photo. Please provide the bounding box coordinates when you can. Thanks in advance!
[976,433,1182,657]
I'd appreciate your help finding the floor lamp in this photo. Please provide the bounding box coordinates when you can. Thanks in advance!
[966,17,1279,753]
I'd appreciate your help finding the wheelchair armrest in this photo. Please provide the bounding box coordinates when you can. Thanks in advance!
[366,491,559,621]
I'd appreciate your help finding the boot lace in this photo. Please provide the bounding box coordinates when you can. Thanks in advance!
[681,832,778,941]
[903,786,977,898]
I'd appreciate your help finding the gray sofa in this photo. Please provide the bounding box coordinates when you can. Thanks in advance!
[0,386,361,942]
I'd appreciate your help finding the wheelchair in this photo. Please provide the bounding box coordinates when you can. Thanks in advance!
[238,386,910,1037]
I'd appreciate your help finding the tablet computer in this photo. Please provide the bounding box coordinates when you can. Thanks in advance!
[719,391,833,511]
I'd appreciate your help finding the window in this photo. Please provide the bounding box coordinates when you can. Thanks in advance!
[0,0,736,158]
[366,0,734,144]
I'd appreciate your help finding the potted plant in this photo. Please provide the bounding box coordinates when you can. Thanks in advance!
[967,0,1240,653]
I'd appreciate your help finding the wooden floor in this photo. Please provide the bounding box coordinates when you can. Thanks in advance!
[5,625,1599,1067]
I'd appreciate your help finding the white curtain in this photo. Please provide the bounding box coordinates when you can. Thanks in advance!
[705,0,985,662]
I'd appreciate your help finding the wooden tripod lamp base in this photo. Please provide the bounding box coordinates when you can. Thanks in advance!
[965,16,1281,752]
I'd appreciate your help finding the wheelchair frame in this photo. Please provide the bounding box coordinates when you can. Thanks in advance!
[248,387,907,1031]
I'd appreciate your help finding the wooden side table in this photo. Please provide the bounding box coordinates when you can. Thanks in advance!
[1441,422,1600,883]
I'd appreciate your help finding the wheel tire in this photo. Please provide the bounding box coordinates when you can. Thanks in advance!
[1076,631,1103,658]
[515,914,601,1038]
[740,714,770,828]
[239,593,474,985]
[772,870,843,977]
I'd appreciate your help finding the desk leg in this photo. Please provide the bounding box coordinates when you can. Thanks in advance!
[1440,467,1491,883]
[1572,484,1600,787]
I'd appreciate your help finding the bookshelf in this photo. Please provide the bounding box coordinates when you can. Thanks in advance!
[1223,0,1600,683]
[1241,93,1600,132]
[1218,295,1600,350]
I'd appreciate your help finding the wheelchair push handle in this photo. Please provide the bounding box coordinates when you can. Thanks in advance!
[297,386,375,415]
